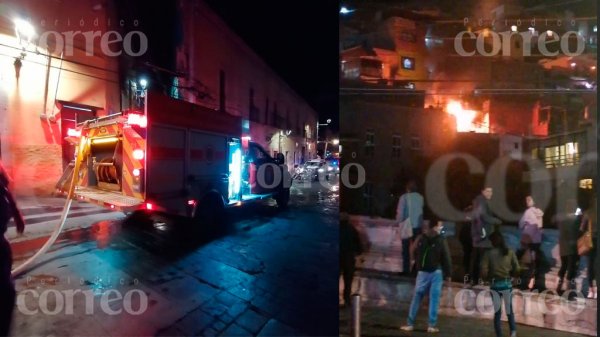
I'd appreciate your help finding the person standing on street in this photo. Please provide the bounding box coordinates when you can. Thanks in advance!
[580,201,597,299]
[481,231,520,337]
[0,164,25,337]
[339,212,364,307]
[401,219,452,333]
[518,196,546,291]
[396,180,424,275]
[470,187,502,286]
[554,199,581,298]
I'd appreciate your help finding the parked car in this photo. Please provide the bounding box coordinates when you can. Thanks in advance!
[304,159,333,181]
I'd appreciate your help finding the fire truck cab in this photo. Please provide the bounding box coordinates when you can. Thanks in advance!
[57,92,291,224]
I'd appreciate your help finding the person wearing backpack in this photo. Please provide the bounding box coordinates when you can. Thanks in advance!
[0,164,25,337]
[400,219,452,333]
[396,180,424,275]
[481,231,520,337]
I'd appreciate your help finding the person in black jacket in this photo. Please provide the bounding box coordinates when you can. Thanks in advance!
[339,212,364,307]
[401,219,452,333]
[470,187,502,286]
[553,199,581,297]
[0,164,25,337]
[481,231,520,337]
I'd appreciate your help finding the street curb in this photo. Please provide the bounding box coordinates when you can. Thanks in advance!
[347,274,597,336]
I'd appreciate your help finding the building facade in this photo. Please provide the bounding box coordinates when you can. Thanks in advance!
[173,0,318,172]
[0,0,121,195]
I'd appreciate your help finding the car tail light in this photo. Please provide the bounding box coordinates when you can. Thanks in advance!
[132,169,141,177]
[133,149,145,160]
[128,114,147,128]
[187,199,196,206]
[110,204,115,209]
[146,203,153,210]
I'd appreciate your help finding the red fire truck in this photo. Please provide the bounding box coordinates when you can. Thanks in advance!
[57,92,291,223]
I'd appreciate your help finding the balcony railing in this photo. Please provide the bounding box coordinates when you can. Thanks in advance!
[544,153,580,168]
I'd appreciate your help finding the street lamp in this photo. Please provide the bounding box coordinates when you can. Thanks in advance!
[332,139,340,145]
[340,6,355,14]
[14,18,35,80]
[14,18,35,45]
[278,130,292,153]
[315,119,332,158]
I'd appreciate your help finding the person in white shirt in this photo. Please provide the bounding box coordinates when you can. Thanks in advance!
[518,196,546,291]
[396,180,424,275]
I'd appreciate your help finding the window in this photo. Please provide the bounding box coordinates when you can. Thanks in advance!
[401,57,415,70]
[272,102,278,127]
[580,179,593,190]
[365,130,375,157]
[539,107,550,124]
[392,134,402,159]
[531,148,539,160]
[544,142,579,168]
[265,97,269,125]
[360,58,383,78]
[219,70,226,111]
[249,88,260,122]
[364,182,373,197]
[410,136,421,150]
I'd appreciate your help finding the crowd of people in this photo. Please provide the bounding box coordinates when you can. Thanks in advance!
[340,180,598,336]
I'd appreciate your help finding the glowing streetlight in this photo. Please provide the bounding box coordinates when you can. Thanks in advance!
[340,6,355,14]
[14,18,35,44]
[139,78,148,90]
[332,139,340,145]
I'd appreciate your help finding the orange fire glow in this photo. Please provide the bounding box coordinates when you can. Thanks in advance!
[446,100,489,133]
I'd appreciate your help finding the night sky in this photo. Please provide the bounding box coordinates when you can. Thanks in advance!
[203,0,340,132]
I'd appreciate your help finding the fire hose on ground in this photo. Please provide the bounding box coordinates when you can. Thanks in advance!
[11,132,89,277]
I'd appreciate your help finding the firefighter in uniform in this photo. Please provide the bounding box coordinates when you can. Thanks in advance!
[0,164,25,337]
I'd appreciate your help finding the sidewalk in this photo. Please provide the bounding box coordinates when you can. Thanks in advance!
[339,303,590,337]
[340,216,597,336]
[6,196,124,256]
[350,215,597,297]
[340,269,597,336]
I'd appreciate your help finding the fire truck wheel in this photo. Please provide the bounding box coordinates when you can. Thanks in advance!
[275,188,290,208]
[195,192,225,226]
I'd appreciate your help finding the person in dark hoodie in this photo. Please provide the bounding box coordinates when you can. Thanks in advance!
[0,164,25,337]
[400,219,451,333]
[470,187,502,286]
[553,199,581,298]
[481,231,520,337]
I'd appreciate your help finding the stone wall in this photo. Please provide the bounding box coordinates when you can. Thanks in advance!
[9,144,62,196]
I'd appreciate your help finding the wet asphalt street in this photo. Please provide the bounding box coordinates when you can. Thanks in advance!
[10,177,339,337]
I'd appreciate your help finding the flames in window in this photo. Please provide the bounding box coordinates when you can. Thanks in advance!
[446,100,489,133]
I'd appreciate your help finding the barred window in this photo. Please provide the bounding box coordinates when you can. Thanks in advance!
[410,136,421,150]
[392,135,402,159]
[365,130,375,157]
